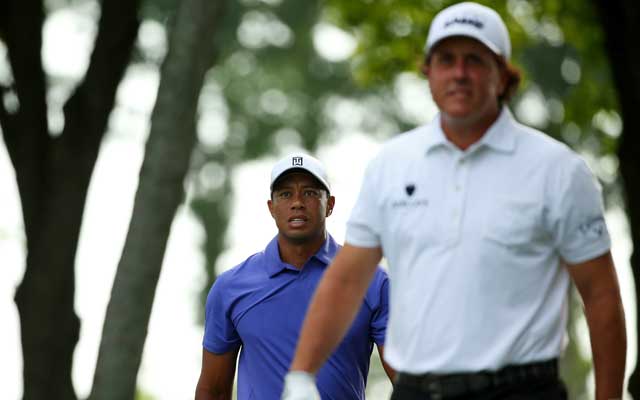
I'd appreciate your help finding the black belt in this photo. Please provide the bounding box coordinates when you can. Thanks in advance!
[395,358,558,399]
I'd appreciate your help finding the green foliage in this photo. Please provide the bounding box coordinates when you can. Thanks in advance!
[140,0,179,22]
[559,289,594,400]
[323,0,525,86]
[207,0,356,160]
[191,172,232,323]
[324,0,620,189]
[135,388,156,400]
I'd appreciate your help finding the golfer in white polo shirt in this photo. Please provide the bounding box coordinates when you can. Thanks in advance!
[280,2,626,400]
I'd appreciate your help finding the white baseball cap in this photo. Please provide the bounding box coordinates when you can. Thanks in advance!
[425,2,511,59]
[270,153,331,193]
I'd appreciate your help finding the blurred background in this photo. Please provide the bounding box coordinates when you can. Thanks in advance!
[1,0,638,399]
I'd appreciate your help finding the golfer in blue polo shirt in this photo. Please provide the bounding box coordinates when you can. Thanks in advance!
[195,153,393,400]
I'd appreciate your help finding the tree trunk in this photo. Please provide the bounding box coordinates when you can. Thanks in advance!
[0,0,139,397]
[88,1,225,398]
[592,0,640,397]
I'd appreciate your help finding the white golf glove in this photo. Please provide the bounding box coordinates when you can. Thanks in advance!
[281,371,320,400]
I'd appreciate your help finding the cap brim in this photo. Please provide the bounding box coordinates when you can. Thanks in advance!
[271,168,330,193]
[426,31,503,57]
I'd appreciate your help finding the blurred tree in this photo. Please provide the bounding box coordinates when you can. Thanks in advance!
[591,0,640,396]
[0,0,140,398]
[88,0,224,397]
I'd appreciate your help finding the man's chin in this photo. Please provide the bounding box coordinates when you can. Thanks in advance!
[283,231,312,243]
[442,106,474,119]
[281,229,325,245]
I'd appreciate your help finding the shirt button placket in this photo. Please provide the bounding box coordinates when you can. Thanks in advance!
[451,156,468,243]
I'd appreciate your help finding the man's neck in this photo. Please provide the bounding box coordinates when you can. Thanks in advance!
[277,232,327,269]
[440,108,502,151]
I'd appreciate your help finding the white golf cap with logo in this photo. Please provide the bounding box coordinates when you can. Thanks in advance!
[425,2,511,59]
[270,153,331,193]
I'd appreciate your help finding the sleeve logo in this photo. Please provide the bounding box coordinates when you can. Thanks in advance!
[578,216,606,239]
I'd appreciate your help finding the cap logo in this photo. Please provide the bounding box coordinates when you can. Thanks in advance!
[292,156,303,166]
[444,17,484,29]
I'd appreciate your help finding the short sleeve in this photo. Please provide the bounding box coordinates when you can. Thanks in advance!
[345,158,383,248]
[367,270,390,346]
[202,276,242,354]
[547,155,611,264]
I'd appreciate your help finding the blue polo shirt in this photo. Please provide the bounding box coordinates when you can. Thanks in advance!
[203,234,389,400]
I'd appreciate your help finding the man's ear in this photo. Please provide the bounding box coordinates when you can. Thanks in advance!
[326,196,336,217]
[495,57,509,98]
[267,199,275,218]
[499,69,509,98]
[421,63,430,78]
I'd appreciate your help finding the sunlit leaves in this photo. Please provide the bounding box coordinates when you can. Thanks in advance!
[325,0,619,192]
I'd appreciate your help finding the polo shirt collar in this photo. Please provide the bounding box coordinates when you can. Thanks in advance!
[264,234,338,277]
[423,118,450,154]
[424,107,516,154]
[476,107,516,153]
[313,235,338,266]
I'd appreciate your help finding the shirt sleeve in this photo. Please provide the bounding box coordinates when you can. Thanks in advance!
[368,270,390,346]
[547,155,611,264]
[345,158,384,248]
[202,275,242,354]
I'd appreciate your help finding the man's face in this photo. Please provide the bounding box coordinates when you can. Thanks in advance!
[267,172,335,245]
[423,36,507,124]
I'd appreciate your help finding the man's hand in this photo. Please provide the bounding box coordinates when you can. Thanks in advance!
[281,371,320,400]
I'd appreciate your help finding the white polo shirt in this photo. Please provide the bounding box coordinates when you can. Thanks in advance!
[346,108,611,373]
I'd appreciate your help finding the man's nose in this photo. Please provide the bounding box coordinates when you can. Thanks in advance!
[452,58,468,78]
[290,191,305,208]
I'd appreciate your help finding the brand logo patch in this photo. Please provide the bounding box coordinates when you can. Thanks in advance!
[405,184,415,196]
[391,198,429,208]
[292,156,303,166]
[578,216,606,239]
[444,17,484,29]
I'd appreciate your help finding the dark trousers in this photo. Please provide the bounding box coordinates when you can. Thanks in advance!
[390,377,568,399]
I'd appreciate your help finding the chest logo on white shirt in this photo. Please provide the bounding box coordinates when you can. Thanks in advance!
[391,198,429,208]
[392,184,428,208]
[405,184,415,196]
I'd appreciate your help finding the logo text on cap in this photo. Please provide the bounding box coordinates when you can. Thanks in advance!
[292,157,303,166]
[444,17,484,29]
